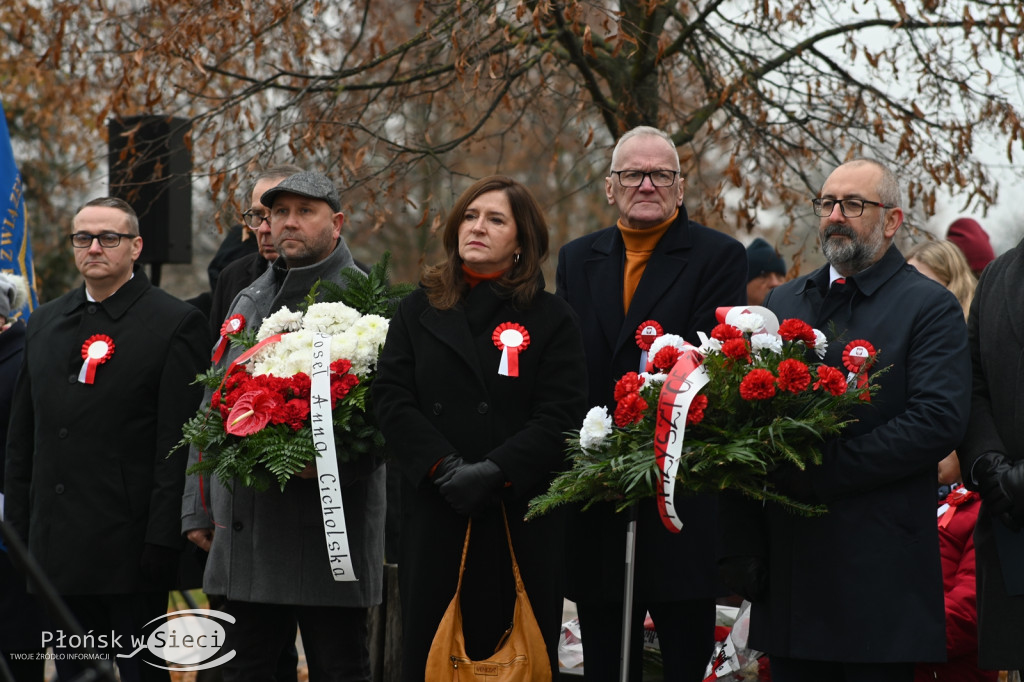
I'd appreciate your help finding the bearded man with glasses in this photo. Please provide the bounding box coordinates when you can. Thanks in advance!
[556,125,747,681]
[719,159,972,682]
[4,197,209,681]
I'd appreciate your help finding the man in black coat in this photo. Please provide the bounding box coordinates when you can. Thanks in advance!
[720,159,971,682]
[556,125,747,681]
[4,197,209,681]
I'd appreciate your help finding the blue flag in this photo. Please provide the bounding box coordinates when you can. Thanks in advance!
[1,99,38,320]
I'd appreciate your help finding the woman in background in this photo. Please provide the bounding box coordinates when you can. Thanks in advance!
[373,176,587,680]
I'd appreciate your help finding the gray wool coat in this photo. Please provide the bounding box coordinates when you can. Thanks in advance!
[181,240,386,607]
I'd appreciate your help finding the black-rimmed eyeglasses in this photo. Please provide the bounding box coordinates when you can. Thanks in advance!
[241,210,270,229]
[69,232,137,248]
[610,169,680,187]
[812,198,892,218]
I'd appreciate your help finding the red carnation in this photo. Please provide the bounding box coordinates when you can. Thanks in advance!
[687,394,708,425]
[721,338,751,362]
[776,358,812,394]
[739,369,776,401]
[710,323,743,342]
[277,398,311,431]
[613,392,648,427]
[331,373,361,407]
[778,319,816,345]
[614,372,646,401]
[331,358,353,375]
[814,365,848,396]
[652,346,681,372]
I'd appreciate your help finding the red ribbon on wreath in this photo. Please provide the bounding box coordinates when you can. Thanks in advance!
[79,334,115,384]
[493,322,530,377]
[635,320,663,373]
[842,339,877,401]
[211,314,246,364]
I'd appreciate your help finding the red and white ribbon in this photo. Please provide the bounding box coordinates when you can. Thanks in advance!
[211,314,246,364]
[493,322,530,377]
[78,334,115,384]
[714,305,780,335]
[310,332,357,582]
[635,320,663,373]
[653,345,708,533]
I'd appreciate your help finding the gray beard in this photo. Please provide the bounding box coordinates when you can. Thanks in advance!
[820,221,885,274]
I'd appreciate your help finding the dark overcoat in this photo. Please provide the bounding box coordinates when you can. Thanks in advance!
[4,269,209,594]
[555,208,747,602]
[734,245,972,662]
[372,281,588,681]
[958,239,1024,669]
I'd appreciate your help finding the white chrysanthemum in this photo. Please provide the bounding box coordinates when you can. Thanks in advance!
[257,307,304,340]
[812,329,828,359]
[579,406,613,451]
[302,302,361,335]
[696,331,721,355]
[639,372,667,385]
[751,332,783,355]
[649,334,688,357]
[733,312,765,334]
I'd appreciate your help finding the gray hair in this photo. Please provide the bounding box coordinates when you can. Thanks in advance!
[839,158,902,207]
[609,126,680,174]
[76,197,139,235]
[251,164,305,198]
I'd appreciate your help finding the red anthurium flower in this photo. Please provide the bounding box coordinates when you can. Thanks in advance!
[739,369,776,400]
[776,358,811,393]
[813,365,848,396]
[225,389,283,436]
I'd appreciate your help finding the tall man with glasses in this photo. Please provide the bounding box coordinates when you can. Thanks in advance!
[719,159,971,682]
[556,125,747,680]
[4,197,209,681]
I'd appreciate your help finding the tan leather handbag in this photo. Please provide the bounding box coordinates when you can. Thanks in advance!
[424,505,552,682]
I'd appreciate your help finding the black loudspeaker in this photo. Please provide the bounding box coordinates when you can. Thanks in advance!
[107,115,193,265]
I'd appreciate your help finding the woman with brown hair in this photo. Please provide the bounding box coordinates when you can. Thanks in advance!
[373,175,588,680]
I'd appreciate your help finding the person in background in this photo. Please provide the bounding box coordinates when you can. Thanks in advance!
[0,272,48,681]
[374,175,587,680]
[956,232,1024,680]
[207,164,304,337]
[4,198,209,681]
[182,172,385,682]
[719,158,971,682]
[746,237,787,305]
[905,239,976,316]
[946,217,995,277]
[557,126,747,681]
[905,244,993,682]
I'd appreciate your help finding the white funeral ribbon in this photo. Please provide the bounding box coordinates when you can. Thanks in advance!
[310,332,358,582]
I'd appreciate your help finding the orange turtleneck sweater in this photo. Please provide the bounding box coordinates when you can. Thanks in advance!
[461,263,507,288]
[618,210,677,312]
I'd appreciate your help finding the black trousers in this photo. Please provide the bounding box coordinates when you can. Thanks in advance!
[770,656,914,682]
[576,597,716,681]
[218,600,370,682]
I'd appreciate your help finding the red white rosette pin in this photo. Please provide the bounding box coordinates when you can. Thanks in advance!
[79,334,115,384]
[211,314,246,364]
[493,322,530,377]
[842,339,877,401]
[635,320,663,373]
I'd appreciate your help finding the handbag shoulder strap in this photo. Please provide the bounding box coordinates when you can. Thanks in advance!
[500,503,527,593]
[454,518,471,595]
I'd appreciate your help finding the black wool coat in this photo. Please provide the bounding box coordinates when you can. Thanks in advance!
[373,281,588,681]
[731,245,972,662]
[4,269,209,594]
[555,208,748,603]
[958,239,1024,670]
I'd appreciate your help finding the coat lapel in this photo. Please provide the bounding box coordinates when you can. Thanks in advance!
[418,300,488,390]
[585,228,627,355]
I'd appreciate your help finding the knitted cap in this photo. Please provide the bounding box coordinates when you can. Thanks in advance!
[946,218,995,274]
[0,272,30,319]
[746,238,786,282]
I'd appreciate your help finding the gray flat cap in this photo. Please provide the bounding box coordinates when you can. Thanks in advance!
[261,171,341,213]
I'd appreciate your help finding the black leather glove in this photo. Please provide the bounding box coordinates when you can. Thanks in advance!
[437,459,504,516]
[431,454,465,485]
[139,543,181,588]
[974,453,1024,527]
[718,555,768,603]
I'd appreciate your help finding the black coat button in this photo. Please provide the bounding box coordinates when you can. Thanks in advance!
[432,403,443,415]
[87,305,97,314]
[232,521,244,531]
[58,428,69,438]
[477,402,489,414]
[68,374,77,384]
[55,484,65,494]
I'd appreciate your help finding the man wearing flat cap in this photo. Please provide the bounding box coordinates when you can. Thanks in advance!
[182,172,385,681]
[746,237,787,305]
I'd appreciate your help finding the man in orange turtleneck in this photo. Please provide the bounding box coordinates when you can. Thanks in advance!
[556,126,748,681]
